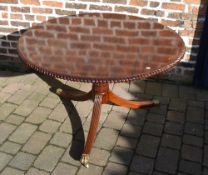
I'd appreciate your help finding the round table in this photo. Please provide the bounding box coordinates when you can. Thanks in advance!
[17,13,185,168]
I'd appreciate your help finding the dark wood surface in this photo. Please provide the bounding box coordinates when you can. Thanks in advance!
[17,13,185,83]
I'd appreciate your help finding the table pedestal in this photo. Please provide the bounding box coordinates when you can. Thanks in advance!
[55,83,159,168]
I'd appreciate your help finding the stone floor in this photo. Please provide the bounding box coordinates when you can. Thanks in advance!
[0,71,207,175]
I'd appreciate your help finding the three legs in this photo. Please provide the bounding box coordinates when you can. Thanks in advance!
[55,83,159,168]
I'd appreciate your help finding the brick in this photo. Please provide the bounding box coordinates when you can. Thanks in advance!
[1,167,24,175]
[184,0,201,4]
[48,103,68,122]
[1,84,20,95]
[11,6,30,13]
[6,114,24,125]
[25,14,34,21]
[78,164,103,175]
[28,92,45,103]
[9,152,36,170]
[152,172,167,175]
[179,160,201,175]
[161,134,181,150]
[120,123,141,138]
[155,147,179,174]
[141,9,164,17]
[116,135,137,149]
[127,109,146,126]
[167,111,185,123]
[164,122,183,136]
[22,131,51,154]
[162,3,185,11]
[162,84,178,97]
[0,152,13,171]
[196,90,208,101]
[204,145,208,167]
[188,100,204,108]
[66,3,87,9]
[32,7,52,14]
[182,145,202,163]
[0,92,11,104]
[0,123,16,144]
[61,141,81,166]
[50,132,72,148]
[7,89,31,105]
[150,1,160,7]
[0,103,17,120]
[52,163,77,175]
[0,0,18,3]
[104,110,126,130]
[103,0,127,4]
[130,155,154,174]
[59,118,74,134]
[137,134,160,158]
[34,145,64,171]
[146,113,165,124]
[55,9,76,16]
[26,107,51,124]
[39,96,60,109]
[169,98,186,112]
[20,0,40,5]
[43,1,63,7]
[103,162,128,175]
[184,122,203,136]
[129,81,146,94]
[26,168,49,175]
[205,131,208,144]
[0,141,21,155]
[149,104,167,115]
[183,134,203,147]
[129,0,147,6]
[110,147,133,165]
[203,168,208,175]
[143,122,163,136]
[39,120,61,133]
[90,4,112,11]
[14,100,38,117]
[90,148,110,166]
[76,101,93,118]
[115,5,138,13]
[94,128,119,150]
[9,123,37,144]
[186,107,204,124]
[145,81,162,96]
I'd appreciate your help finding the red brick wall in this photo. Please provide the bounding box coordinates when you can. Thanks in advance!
[0,0,207,81]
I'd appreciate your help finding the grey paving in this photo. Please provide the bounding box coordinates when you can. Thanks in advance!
[0,72,207,174]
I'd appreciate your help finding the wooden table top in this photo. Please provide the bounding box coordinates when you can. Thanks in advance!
[17,13,185,83]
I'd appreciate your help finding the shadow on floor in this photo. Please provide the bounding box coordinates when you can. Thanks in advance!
[38,74,85,160]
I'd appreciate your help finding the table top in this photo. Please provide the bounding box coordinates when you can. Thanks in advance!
[17,13,185,83]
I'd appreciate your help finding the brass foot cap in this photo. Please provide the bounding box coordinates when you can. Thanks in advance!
[153,99,160,105]
[80,154,89,168]
[56,88,63,95]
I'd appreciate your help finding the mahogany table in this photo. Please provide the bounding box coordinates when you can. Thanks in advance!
[17,13,185,168]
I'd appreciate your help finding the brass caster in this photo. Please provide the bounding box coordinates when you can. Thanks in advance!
[153,99,160,105]
[56,88,63,95]
[80,154,89,168]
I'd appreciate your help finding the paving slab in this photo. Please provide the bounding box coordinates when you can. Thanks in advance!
[0,73,207,174]
[0,152,13,171]
[22,131,51,154]
[9,152,36,170]
[34,145,65,172]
